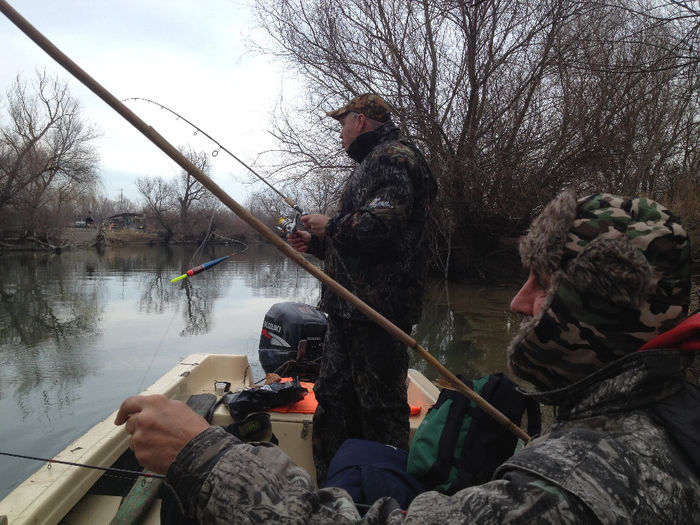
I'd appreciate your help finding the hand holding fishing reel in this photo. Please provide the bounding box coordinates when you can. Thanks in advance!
[276,202,307,235]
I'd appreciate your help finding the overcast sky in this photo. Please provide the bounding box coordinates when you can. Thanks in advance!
[0,0,295,204]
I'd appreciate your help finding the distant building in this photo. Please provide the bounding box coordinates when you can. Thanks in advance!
[105,212,145,231]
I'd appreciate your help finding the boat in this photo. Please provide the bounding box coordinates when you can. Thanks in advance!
[0,353,439,524]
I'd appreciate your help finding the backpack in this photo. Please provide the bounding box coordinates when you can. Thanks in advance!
[406,373,541,495]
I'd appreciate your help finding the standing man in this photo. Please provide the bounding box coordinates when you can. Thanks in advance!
[287,93,436,484]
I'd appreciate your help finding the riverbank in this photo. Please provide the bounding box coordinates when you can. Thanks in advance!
[0,228,166,252]
[0,226,259,252]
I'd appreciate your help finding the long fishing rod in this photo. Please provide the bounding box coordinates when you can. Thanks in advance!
[124,96,305,217]
[0,451,165,479]
[0,0,529,442]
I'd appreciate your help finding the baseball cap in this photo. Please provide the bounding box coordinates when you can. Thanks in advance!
[326,93,392,122]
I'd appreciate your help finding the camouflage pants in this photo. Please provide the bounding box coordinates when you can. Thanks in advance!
[312,316,410,485]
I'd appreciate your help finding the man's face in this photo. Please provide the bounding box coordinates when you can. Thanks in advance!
[510,269,550,318]
[338,112,365,151]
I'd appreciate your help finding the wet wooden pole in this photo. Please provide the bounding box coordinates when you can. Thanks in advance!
[0,0,530,442]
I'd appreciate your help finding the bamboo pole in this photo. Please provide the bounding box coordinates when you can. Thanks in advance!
[0,0,529,443]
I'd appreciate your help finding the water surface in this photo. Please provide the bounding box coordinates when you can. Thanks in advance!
[0,243,519,498]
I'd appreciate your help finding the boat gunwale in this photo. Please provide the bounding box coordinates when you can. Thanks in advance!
[0,353,438,524]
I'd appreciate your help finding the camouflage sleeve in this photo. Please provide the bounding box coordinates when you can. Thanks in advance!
[166,426,361,524]
[307,233,327,260]
[166,428,597,524]
[326,156,414,254]
[362,471,598,525]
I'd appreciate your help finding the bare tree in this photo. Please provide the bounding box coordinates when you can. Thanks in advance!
[252,0,586,272]
[0,71,100,236]
[173,148,209,224]
[136,175,176,241]
[172,147,228,241]
[136,148,226,242]
[253,0,699,276]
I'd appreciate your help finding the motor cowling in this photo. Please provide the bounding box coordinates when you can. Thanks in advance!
[258,302,327,381]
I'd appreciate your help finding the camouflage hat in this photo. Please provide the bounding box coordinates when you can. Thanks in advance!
[326,93,392,122]
[508,188,691,392]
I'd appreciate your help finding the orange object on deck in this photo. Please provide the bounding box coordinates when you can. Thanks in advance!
[267,379,421,416]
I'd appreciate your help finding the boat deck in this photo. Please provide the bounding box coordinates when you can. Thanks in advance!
[0,354,439,524]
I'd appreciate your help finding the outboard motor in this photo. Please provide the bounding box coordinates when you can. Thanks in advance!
[258,302,327,381]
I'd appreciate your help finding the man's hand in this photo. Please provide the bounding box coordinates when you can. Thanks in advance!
[287,230,311,252]
[115,395,209,474]
[300,214,330,238]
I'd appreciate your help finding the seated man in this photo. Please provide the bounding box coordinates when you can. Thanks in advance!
[116,188,699,523]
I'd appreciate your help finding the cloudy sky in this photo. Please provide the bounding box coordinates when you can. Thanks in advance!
[0,0,295,204]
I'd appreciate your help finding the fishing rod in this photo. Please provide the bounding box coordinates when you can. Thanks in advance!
[124,97,306,219]
[0,451,165,479]
[0,0,529,442]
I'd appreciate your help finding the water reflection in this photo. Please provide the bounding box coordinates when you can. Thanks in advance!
[0,244,328,398]
[0,243,327,498]
[0,252,99,413]
[0,252,99,347]
[410,279,520,381]
[0,243,519,500]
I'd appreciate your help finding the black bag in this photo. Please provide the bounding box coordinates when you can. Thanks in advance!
[222,378,308,420]
[407,373,541,494]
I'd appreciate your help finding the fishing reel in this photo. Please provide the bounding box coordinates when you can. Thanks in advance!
[276,204,308,235]
[277,212,303,235]
[276,215,297,234]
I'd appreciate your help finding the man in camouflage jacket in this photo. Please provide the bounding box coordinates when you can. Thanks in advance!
[287,93,436,483]
[118,189,699,523]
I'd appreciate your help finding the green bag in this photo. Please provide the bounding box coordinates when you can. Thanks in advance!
[407,373,541,494]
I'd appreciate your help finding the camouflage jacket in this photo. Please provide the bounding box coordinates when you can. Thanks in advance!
[166,349,699,524]
[307,121,435,326]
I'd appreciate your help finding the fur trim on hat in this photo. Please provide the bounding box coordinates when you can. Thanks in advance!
[519,187,578,275]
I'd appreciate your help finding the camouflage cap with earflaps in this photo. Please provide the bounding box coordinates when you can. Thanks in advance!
[508,188,691,393]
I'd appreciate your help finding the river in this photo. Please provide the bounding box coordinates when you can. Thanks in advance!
[0,242,522,499]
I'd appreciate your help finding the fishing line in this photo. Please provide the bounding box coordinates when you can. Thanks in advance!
[191,212,219,262]
[0,451,165,479]
[134,311,178,395]
[132,244,201,395]
[124,97,305,216]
